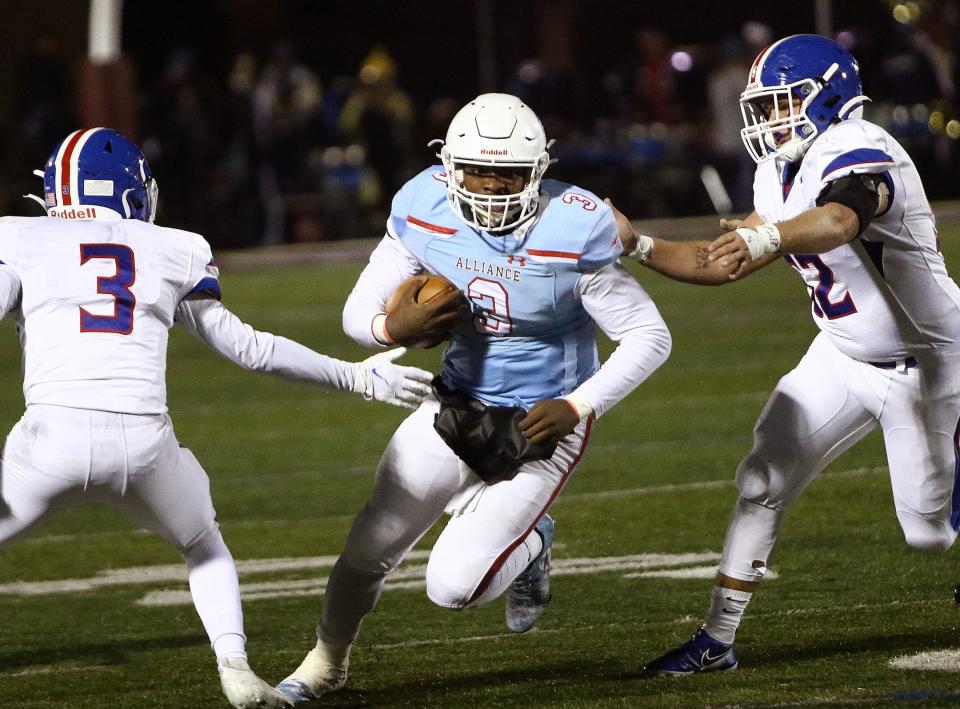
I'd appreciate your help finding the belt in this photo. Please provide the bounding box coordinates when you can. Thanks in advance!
[868,356,918,371]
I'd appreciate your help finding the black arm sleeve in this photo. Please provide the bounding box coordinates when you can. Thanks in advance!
[815,173,887,236]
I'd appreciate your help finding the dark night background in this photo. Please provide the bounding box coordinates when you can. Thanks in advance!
[0,1,955,248]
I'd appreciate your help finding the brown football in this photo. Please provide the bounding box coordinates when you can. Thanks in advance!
[415,274,458,304]
[386,275,457,312]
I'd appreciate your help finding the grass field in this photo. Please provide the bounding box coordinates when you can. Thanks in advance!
[2,217,960,708]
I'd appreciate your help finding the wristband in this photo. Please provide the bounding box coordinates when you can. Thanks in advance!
[735,223,781,260]
[371,313,394,346]
[563,393,595,420]
[627,233,655,263]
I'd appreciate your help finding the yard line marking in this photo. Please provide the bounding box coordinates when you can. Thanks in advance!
[889,649,960,672]
[369,629,563,650]
[743,596,945,623]
[0,663,112,679]
[20,528,152,546]
[564,466,886,501]
[0,551,433,595]
[625,566,780,580]
[135,552,727,607]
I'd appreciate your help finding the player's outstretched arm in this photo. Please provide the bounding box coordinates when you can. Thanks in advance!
[176,299,433,409]
[707,203,860,280]
[606,198,749,285]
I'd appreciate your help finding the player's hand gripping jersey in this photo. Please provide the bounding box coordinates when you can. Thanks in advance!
[752,119,960,361]
[344,167,670,415]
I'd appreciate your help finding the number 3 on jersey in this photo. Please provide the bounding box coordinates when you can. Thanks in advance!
[468,277,512,334]
[79,243,136,334]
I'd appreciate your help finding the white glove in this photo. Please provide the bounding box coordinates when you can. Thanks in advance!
[734,223,781,260]
[352,347,433,410]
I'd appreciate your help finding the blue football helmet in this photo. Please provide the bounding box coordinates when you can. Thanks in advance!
[26,127,158,222]
[739,34,868,163]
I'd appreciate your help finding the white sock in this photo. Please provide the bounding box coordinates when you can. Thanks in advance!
[468,528,543,607]
[183,528,247,665]
[702,585,752,645]
[213,634,248,667]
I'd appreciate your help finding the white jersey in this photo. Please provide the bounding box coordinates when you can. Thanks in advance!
[753,118,960,361]
[0,216,219,414]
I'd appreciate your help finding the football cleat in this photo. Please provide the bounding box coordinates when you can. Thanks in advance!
[506,513,555,633]
[219,658,293,709]
[642,628,739,677]
[275,640,350,705]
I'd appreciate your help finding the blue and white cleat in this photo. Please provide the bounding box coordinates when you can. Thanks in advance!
[506,513,555,633]
[273,678,318,706]
[275,640,350,705]
[643,627,738,676]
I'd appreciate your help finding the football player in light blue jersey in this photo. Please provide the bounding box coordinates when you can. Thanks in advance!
[616,35,960,676]
[276,94,672,703]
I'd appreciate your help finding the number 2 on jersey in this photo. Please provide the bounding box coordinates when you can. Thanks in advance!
[787,254,857,320]
[467,277,513,334]
[79,243,136,334]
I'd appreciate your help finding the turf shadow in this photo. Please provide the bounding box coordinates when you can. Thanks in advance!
[309,657,656,708]
[0,632,208,673]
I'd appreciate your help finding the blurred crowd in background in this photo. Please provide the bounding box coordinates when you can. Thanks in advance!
[3,3,958,249]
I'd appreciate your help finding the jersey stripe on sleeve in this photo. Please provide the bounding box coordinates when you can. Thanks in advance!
[821,148,895,181]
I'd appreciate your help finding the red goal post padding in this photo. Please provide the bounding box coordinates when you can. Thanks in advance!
[77,57,138,141]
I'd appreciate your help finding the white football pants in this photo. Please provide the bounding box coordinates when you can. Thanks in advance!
[0,404,245,659]
[318,399,591,645]
[721,333,960,582]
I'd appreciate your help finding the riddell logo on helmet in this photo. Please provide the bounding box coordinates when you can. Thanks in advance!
[48,206,99,219]
[480,149,509,155]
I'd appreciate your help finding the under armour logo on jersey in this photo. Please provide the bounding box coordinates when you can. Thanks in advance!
[507,255,526,267]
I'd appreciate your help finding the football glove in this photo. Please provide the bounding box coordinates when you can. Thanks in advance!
[352,347,433,410]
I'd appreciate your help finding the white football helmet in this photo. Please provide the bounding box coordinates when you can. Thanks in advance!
[437,93,551,233]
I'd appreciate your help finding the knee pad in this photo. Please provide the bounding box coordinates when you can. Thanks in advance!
[424,559,475,610]
[735,452,777,504]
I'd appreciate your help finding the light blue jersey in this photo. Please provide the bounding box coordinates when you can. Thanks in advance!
[388,167,622,408]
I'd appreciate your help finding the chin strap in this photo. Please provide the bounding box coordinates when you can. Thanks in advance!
[23,169,48,214]
[22,193,47,212]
